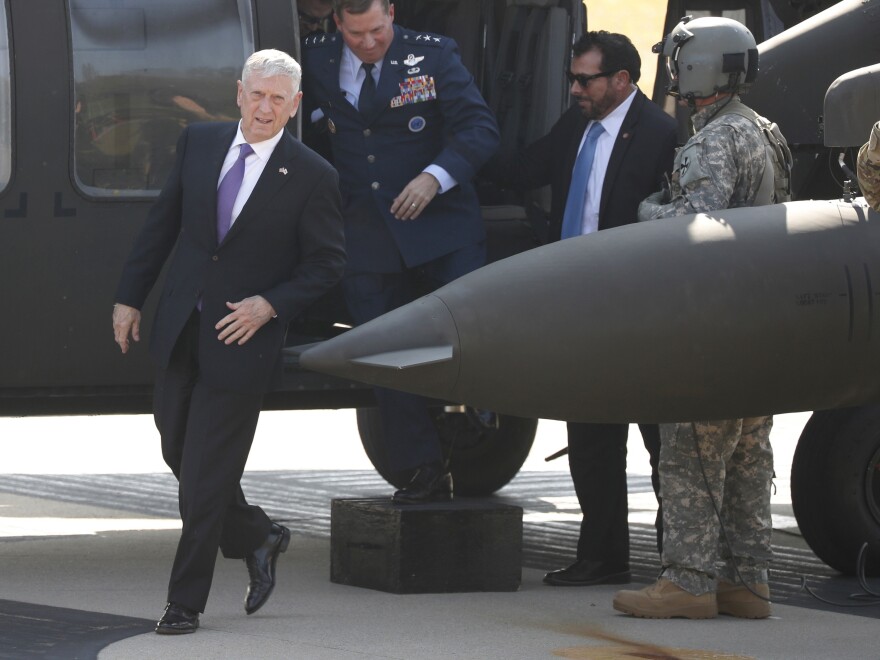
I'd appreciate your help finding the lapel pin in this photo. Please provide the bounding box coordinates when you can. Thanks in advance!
[279,167,288,175]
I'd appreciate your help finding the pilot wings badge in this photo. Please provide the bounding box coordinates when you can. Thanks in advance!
[403,54,425,67]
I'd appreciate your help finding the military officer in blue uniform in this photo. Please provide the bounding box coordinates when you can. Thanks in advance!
[302,0,499,503]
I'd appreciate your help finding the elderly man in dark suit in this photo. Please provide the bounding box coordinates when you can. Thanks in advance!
[488,31,677,587]
[301,0,499,503]
[112,49,345,634]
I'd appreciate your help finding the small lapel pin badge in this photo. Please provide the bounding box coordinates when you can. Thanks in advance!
[279,167,288,175]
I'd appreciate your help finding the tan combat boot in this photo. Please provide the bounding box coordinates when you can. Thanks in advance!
[717,580,772,619]
[613,578,718,619]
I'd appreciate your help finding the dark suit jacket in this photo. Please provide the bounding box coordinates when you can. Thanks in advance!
[491,90,678,241]
[302,25,499,271]
[115,122,346,393]
[488,92,675,559]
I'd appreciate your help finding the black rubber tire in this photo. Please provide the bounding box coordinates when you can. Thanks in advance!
[357,406,538,496]
[790,406,880,576]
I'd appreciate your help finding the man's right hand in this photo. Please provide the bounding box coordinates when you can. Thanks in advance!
[112,303,141,354]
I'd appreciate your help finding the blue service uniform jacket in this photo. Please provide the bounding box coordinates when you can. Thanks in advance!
[302,24,499,271]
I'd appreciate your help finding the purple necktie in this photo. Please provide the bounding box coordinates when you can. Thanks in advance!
[216,143,254,243]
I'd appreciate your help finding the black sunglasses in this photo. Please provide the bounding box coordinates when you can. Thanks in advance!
[299,10,331,26]
[565,70,616,87]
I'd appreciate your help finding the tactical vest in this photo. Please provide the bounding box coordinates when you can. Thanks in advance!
[713,99,793,204]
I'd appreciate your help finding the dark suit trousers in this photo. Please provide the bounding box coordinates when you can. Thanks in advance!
[566,422,662,563]
[153,311,272,612]
[343,242,486,473]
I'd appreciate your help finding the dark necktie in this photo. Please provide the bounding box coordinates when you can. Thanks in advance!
[560,122,605,239]
[216,142,254,243]
[359,62,376,115]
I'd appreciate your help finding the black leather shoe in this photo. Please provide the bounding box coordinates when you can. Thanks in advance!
[155,602,199,634]
[244,522,291,615]
[392,462,453,504]
[543,559,631,587]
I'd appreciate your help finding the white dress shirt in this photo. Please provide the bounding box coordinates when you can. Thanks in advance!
[577,87,637,235]
[219,122,285,228]
[339,46,384,111]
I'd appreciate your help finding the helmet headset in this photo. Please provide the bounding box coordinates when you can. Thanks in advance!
[654,16,759,106]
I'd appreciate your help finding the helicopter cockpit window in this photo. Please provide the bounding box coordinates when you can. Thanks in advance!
[684,8,748,24]
[69,0,255,198]
[0,5,11,193]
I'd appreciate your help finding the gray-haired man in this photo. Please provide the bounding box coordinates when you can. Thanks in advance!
[113,49,345,633]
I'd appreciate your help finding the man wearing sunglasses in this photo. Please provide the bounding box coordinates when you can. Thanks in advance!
[487,31,677,588]
[298,0,334,38]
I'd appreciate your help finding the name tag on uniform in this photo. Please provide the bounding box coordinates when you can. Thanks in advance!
[390,75,437,108]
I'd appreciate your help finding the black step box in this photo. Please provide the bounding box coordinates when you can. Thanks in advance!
[330,497,522,593]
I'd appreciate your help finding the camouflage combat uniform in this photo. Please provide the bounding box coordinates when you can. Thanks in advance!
[857,121,880,212]
[638,95,778,596]
[639,95,775,219]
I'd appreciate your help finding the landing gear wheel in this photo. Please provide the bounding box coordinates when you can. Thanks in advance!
[357,407,538,496]
[791,406,880,576]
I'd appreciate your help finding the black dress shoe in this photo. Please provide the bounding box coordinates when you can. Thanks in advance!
[155,602,199,634]
[392,462,453,504]
[244,522,291,615]
[543,559,631,587]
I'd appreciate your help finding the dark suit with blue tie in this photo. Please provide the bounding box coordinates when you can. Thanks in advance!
[302,25,499,473]
[488,89,677,567]
[115,121,345,611]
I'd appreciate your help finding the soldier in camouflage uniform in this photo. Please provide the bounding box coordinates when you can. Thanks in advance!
[857,121,880,212]
[613,16,790,621]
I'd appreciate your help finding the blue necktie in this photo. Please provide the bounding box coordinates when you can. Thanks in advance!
[561,122,605,239]
[359,62,376,115]
[217,143,254,243]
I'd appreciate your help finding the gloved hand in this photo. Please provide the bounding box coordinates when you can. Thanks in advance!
[638,190,668,222]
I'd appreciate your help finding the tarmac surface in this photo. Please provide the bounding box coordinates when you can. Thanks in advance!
[1,410,878,659]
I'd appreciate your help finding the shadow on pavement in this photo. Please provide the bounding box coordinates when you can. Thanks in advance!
[0,599,154,659]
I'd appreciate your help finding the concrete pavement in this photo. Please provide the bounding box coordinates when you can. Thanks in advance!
[1,411,877,659]
[1,491,878,660]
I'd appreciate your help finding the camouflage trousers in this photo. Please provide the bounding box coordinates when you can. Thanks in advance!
[659,416,774,595]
